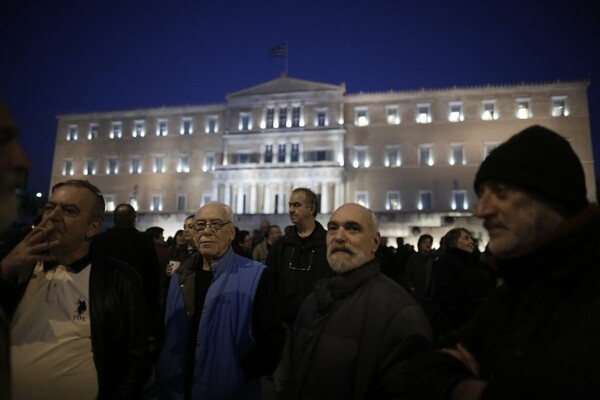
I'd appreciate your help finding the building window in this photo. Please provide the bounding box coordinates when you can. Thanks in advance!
[157,119,168,136]
[181,117,193,135]
[291,143,300,162]
[264,145,273,163]
[84,157,96,176]
[176,194,186,212]
[551,96,569,117]
[206,115,218,133]
[386,106,400,125]
[151,195,163,212]
[448,102,464,122]
[107,157,119,175]
[130,155,142,174]
[418,144,434,166]
[353,146,370,168]
[67,125,78,141]
[153,155,166,173]
[278,108,287,128]
[239,112,252,131]
[449,143,466,165]
[105,194,116,212]
[355,191,369,207]
[386,191,401,210]
[238,153,250,164]
[516,98,532,119]
[385,146,401,167]
[354,107,369,126]
[292,106,301,127]
[277,144,286,163]
[416,104,431,124]
[129,196,139,211]
[418,191,432,211]
[481,100,498,121]
[88,123,98,140]
[110,122,122,139]
[483,142,499,159]
[316,150,328,162]
[452,190,468,210]
[63,158,74,176]
[177,154,190,173]
[133,120,145,137]
[315,108,328,127]
[203,153,215,172]
[266,108,275,129]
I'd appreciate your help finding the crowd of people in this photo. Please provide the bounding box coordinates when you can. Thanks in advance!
[1,99,599,400]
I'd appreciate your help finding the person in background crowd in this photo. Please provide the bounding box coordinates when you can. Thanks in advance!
[392,237,415,284]
[290,203,432,400]
[407,125,600,400]
[252,225,281,263]
[253,219,271,249]
[156,202,284,400]
[232,229,253,259]
[146,226,171,273]
[403,234,435,307]
[0,100,31,400]
[266,188,332,397]
[1,180,148,399]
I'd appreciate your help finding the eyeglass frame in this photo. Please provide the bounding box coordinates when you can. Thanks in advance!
[193,220,232,233]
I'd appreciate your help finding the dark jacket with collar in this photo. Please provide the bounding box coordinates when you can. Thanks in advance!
[0,250,149,400]
[291,260,432,400]
[266,221,332,323]
[407,205,600,400]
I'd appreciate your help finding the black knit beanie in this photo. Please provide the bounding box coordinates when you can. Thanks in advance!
[474,125,588,216]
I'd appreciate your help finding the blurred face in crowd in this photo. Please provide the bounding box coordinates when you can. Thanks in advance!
[194,203,234,263]
[175,231,186,247]
[475,182,565,258]
[183,216,196,246]
[418,238,432,253]
[240,233,253,252]
[289,191,314,225]
[326,203,380,274]
[267,226,282,244]
[455,230,475,253]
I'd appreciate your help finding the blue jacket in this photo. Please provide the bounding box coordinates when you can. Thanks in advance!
[156,247,266,400]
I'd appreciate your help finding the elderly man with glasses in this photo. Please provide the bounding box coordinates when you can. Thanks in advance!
[156,202,284,400]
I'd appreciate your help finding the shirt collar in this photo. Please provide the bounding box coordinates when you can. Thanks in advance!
[43,253,91,274]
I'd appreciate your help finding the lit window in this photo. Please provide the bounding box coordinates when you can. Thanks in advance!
[278,108,287,128]
[418,144,434,166]
[157,119,168,136]
[107,157,119,175]
[151,195,163,212]
[88,123,98,140]
[176,194,186,212]
[291,143,300,162]
[153,155,166,173]
[516,98,531,119]
[84,158,96,176]
[181,117,193,135]
[239,112,252,131]
[483,142,499,159]
[129,196,138,211]
[130,155,142,174]
[452,190,468,210]
[264,145,273,163]
[481,100,498,121]
[110,122,122,139]
[292,106,301,127]
[385,146,401,167]
[206,115,218,133]
[386,106,400,125]
[416,104,431,124]
[448,102,464,122]
[277,144,286,163]
[177,154,190,173]
[265,108,275,129]
[355,191,369,207]
[353,146,370,168]
[63,158,74,176]
[449,143,466,165]
[133,120,145,137]
[551,96,569,117]
[355,107,369,126]
[67,125,78,141]
[315,108,328,127]
[418,191,432,211]
[105,195,116,212]
[203,153,215,172]
[386,191,401,210]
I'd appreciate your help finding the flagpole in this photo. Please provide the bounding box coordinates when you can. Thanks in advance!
[284,42,288,75]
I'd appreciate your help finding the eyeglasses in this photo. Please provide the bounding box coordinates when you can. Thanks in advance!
[288,248,315,272]
[194,220,231,232]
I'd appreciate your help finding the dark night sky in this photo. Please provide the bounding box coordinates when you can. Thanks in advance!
[2,0,599,194]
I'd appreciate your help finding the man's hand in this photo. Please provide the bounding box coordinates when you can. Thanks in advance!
[0,226,59,281]
[441,342,480,377]
[441,343,488,400]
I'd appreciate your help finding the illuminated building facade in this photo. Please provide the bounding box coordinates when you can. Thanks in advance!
[51,76,594,243]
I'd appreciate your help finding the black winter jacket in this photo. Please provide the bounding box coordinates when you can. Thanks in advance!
[0,251,149,399]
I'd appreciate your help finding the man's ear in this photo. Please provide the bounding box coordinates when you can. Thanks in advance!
[87,218,102,240]
[372,232,381,255]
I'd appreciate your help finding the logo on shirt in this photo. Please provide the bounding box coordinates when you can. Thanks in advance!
[73,297,88,321]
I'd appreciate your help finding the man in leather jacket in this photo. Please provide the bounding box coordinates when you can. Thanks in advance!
[0,179,149,399]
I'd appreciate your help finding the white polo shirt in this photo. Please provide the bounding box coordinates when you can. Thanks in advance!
[11,260,98,399]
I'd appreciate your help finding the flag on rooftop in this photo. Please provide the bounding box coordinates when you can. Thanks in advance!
[269,43,287,57]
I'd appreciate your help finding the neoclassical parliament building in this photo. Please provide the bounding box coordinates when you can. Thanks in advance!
[51,75,595,244]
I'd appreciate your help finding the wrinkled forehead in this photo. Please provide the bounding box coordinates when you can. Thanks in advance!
[196,204,229,220]
[330,204,370,227]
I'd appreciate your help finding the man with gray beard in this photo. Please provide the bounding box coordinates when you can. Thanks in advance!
[289,203,432,400]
